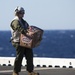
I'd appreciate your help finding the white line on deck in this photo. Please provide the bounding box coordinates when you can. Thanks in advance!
[0,68,50,73]
[0,68,74,73]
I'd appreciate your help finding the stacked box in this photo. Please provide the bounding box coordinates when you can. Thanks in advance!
[20,26,43,48]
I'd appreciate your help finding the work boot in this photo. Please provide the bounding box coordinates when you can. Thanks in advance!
[12,71,19,75]
[28,72,39,75]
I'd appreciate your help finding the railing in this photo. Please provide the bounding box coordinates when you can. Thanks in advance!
[0,57,75,68]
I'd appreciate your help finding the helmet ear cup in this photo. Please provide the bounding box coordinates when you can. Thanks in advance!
[15,6,19,12]
[15,9,18,12]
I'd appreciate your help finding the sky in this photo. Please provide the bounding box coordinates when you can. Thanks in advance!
[0,0,75,30]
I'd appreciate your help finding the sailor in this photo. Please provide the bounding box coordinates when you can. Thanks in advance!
[10,6,39,75]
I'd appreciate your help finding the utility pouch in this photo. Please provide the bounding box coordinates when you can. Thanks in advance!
[12,42,19,49]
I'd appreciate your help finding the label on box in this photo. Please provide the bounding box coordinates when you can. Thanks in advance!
[21,36,31,43]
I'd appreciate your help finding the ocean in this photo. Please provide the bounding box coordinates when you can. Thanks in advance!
[0,30,75,58]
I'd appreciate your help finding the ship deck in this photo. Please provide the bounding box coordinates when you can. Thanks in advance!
[0,66,75,75]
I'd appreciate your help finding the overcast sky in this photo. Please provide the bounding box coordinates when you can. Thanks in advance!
[0,0,75,30]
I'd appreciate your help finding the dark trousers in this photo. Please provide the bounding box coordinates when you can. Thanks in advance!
[14,46,33,73]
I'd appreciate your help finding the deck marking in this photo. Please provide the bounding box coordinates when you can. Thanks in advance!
[0,68,74,73]
[0,68,50,73]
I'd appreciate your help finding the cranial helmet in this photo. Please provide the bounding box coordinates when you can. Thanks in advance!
[15,6,25,13]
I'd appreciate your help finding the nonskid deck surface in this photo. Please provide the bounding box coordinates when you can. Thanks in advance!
[0,66,75,75]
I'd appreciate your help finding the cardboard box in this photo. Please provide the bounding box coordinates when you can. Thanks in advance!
[20,26,43,48]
